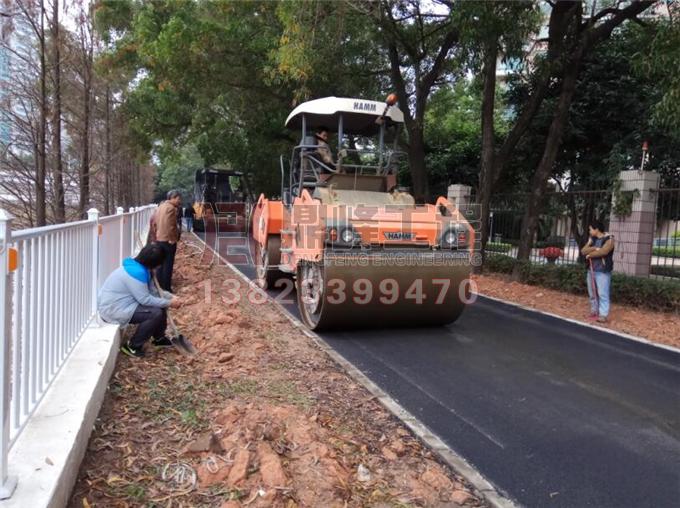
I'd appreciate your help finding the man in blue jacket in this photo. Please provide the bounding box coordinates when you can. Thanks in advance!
[98,243,183,358]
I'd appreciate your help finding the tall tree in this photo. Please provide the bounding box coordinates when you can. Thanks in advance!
[513,0,655,273]
[352,0,464,201]
[49,0,65,222]
[466,1,540,256]
[6,0,48,225]
[76,3,94,218]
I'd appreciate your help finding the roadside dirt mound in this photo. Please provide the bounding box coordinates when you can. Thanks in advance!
[69,238,484,507]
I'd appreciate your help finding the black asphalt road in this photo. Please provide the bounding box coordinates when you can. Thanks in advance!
[195,232,680,507]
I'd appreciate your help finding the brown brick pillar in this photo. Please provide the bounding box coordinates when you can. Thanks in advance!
[608,170,660,277]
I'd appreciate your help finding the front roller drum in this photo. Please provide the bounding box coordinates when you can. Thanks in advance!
[296,251,473,331]
[255,236,284,290]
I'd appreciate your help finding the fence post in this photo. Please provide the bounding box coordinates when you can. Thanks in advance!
[129,207,136,257]
[87,208,100,316]
[0,210,18,499]
[447,184,472,208]
[116,207,125,263]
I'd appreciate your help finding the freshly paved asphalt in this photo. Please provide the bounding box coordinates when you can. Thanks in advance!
[196,232,680,507]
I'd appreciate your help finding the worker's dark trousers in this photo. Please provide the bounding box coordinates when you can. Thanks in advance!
[157,241,177,292]
[129,306,167,348]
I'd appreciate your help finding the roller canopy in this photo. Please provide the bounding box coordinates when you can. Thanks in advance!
[285,97,404,135]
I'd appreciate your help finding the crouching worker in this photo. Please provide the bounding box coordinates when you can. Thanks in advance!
[98,243,182,358]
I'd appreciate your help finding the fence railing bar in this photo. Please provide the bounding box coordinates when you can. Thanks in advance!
[28,237,37,409]
[20,240,30,424]
[11,220,93,241]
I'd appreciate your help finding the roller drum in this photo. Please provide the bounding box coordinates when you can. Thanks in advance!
[296,250,472,330]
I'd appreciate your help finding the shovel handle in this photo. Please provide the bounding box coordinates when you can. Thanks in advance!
[152,274,180,338]
[589,258,599,300]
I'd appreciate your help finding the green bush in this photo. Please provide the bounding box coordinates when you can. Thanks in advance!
[652,246,680,258]
[485,242,513,253]
[483,256,680,313]
[485,253,516,273]
[650,265,680,279]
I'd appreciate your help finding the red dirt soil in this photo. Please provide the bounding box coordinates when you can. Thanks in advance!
[69,238,484,508]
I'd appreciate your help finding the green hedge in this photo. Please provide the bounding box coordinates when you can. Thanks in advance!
[650,265,680,279]
[485,242,513,253]
[484,254,680,313]
[652,246,680,258]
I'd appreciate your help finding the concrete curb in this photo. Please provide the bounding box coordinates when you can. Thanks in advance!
[478,293,680,356]
[191,233,517,508]
[1,322,120,508]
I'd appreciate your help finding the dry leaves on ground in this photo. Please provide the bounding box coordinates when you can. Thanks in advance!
[69,238,484,508]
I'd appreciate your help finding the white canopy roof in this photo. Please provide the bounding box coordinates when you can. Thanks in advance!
[285,97,404,135]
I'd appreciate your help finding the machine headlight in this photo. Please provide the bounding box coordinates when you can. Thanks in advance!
[340,228,355,244]
[441,226,467,249]
[326,224,357,247]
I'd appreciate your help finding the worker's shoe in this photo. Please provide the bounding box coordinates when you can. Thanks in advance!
[120,342,145,358]
[152,336,174,348]
[597,316,608,324]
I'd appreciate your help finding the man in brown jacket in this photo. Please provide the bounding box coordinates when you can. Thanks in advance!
[581,220,615,323]
[155,190,182,291]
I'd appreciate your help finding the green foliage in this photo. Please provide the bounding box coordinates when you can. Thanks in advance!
[612,178,640,218]
[505,24,680,191]
[635,14,680,136]
[485,242,513,253]
[272,1,382,101]
[155,144,204,201]
[94,0,390,197]
[484,254,516,274]
[484,255,680,312]
[95,0,296,196]
[425,82,510,193]
[652,246,680,258]
[458,1,542,66]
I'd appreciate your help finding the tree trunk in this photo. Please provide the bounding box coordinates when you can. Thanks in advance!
[104,86,111,215]
[78,56,91,219]
[407,126,428,202]
[50,0,65,223]
[477,38,498,270]
[36,1,47,226]
[513,53,582,278]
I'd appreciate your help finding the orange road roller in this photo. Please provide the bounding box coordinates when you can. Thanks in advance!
[251,95,476,330]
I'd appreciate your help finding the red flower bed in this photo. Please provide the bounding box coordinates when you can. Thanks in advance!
[540,246,564,259]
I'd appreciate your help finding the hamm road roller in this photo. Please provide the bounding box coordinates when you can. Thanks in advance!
[251,95,476,330]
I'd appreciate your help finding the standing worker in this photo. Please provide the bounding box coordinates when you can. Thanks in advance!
[155,190,182,291]
[98,243,183,358]
[581,220,615,323]
[183,204,195,232]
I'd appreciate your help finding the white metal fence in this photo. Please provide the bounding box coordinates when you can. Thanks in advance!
[0,204,156,497]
